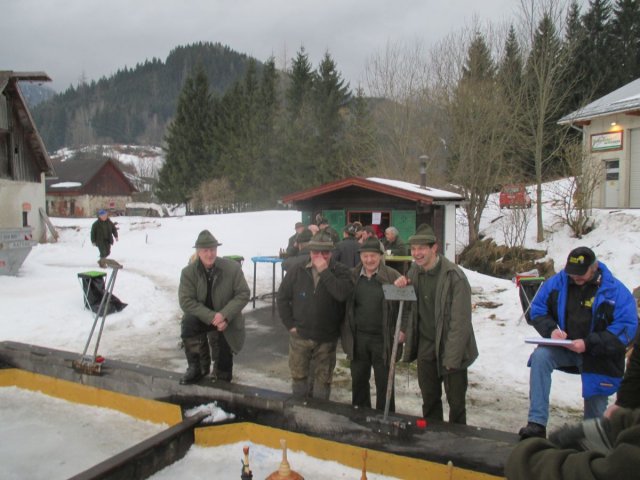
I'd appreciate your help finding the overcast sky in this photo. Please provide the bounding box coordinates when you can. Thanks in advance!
[6,0,531,92]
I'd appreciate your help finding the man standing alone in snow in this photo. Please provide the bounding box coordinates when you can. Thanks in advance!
[90,209,118,267]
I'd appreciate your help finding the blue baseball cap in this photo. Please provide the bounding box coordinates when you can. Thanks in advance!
[98,209,107,216]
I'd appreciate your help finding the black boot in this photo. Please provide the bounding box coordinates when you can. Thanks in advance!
[200,334,212,377]
[179,336,205,385]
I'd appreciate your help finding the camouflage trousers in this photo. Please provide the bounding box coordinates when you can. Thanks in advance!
[288,331,337,400]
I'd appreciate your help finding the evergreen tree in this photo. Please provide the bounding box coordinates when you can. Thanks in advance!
[581,0,614,97]
[312,51,351,181]
[610,0,640,87]
[563,1,590,111]
[286,47,314,118]
[156,66,216,210]
[339,87,377,177]
[497,25,527,180]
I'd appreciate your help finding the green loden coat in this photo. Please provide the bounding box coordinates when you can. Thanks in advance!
[402,254,478,375]
[505,408,640,480]
[178,257,250,353]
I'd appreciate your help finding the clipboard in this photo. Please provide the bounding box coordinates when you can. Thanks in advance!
[525,337,573,346]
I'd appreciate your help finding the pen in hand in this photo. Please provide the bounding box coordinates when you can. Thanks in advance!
[551,326,568,340]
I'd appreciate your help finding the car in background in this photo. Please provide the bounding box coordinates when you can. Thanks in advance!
[499,184,532,209]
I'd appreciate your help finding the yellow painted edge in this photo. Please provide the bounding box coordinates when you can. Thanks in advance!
[0,368,182,425]
[195,422,503,480]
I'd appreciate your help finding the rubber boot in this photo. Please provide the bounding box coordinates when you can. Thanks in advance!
[179,336,206,385]
[213,366,232,382]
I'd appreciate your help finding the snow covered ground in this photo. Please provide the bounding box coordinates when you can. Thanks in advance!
[1,179,639,437]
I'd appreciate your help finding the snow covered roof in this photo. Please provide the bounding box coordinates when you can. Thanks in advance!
[367,177,464,200]
[49,181,82,188]
[559,77,640,124]
[281,176,464,204]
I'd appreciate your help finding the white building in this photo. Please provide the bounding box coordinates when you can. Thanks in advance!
[559,77,640,209]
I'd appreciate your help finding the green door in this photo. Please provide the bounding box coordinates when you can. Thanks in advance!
[391,210,415,244]
[301,211,313,226]
[322,209,346,232]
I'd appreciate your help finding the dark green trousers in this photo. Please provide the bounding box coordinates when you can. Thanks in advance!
[417,340,468,424]
[350,333,394,412]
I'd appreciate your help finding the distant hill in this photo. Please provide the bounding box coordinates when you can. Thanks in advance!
[19,82,56,107]
[31,42,260,152]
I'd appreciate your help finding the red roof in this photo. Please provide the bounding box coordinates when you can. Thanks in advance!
[281,176,462,204]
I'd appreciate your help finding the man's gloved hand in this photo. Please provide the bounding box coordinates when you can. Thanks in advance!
[549,418,614,455]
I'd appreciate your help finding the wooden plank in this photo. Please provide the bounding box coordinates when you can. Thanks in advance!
[39,207,59,242]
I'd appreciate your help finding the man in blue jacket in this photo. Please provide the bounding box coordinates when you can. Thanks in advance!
[519,246,638,439]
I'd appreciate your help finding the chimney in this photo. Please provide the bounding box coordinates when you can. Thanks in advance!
[419,155,429,189]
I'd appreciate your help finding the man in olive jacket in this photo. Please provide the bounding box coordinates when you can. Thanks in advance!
[505,407,640,480]
[277,231,353,400]
[178,230,250,384]
[90,209,118,266]
[342,237,403,411]
[395,224,478,424]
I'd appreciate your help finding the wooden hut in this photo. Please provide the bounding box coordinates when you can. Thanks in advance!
[281,177,465,262]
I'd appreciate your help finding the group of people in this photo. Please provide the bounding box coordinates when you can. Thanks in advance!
[277,220,477,423]
[285,220,408,270]
[174,216,639,478]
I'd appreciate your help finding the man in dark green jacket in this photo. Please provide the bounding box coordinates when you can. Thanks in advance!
[90,209,118,266]
[395,224,478,424]
[277,231,353,400]
[342,237,403,411]
[178,230,250,384]
[506,407,640,479]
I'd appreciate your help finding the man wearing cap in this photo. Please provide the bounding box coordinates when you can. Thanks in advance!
[90,209,118,267]
[394,223,478,424]
[277,231,354,400]
[285,222,306,257]
[333,223,360,268]
[317,217,340,244]
[178,230,250,384]
[342,237,404,411]
[518,246,637,440]
[282,227,313,272]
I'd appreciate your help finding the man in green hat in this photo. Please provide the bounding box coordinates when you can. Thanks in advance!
[178,229,250,384]
[394,223,478,424]
[342,237,404,411]
[277,231,354,400]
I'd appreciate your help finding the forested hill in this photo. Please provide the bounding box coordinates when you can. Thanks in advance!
[31,42,260,151]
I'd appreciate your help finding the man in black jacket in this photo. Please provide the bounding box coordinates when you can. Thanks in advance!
[277,231,354,400]
[90,209,118,266]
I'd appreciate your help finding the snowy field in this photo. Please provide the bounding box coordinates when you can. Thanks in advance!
[1,179,639,436]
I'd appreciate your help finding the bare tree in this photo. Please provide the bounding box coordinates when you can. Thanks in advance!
[551,140,600,237]
[191,177,236,215]
[430,24,513,244]
[516,0,579,242]
[364,40,438,180]
[501,206,534,251]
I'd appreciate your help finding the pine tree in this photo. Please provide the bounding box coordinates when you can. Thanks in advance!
[312,51,351,182]
[497,25,528,180]
[563,1,590,111]
[610,0,640,87]
[286,47,314,118]
[156,66,216,210]
[581,0,614,97]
